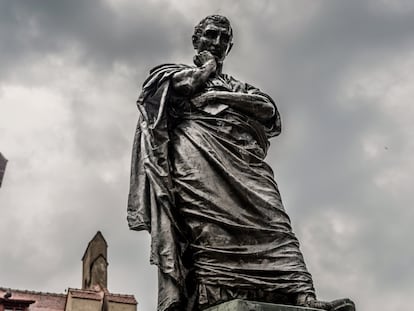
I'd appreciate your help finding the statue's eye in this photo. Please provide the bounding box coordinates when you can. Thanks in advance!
[221,34,230,43]
[204,29,218,39]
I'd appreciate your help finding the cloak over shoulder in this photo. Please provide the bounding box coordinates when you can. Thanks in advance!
[127,64,191,310]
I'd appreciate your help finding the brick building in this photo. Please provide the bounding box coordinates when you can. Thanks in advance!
[0,232,137,311]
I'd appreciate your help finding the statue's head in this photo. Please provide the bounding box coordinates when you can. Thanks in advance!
[192,15,233,63]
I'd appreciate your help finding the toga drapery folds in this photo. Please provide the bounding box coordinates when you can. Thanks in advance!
[128,64,315,310]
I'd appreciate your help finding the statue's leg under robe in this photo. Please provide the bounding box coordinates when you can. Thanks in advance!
[171,118,315,309]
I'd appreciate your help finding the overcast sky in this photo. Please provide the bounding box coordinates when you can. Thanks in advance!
[1,1,414,310]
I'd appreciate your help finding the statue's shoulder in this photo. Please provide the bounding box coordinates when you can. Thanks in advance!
[142,63,193,95]
[143,63,191,84]
[148,63,192,75]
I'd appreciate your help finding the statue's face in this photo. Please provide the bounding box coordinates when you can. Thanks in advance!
[196,22,231,62]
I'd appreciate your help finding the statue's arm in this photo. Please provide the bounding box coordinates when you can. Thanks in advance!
[225,93,275,121]
[171,51,217,96]
[192,91,275,122]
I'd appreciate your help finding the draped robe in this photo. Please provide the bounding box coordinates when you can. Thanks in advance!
[128,64,315,311]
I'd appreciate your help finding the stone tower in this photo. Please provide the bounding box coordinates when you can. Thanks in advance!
[0,231,137,311]
[81,231,108,290]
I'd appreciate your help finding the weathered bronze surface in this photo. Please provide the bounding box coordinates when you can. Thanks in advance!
[205,299,321,311]
[128,15,355,311]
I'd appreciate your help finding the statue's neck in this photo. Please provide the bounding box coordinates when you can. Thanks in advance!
[216,62,224,76]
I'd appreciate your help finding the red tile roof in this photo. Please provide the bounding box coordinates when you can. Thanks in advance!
[0,287,66,311]
[68,288,137,305]
[67,288,102,301]
[0,287,137,309]
[106,293,137,305]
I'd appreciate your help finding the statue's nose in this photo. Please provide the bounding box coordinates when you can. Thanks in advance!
[212,35,221,45]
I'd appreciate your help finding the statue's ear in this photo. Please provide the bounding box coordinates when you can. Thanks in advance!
[226,42,233,55]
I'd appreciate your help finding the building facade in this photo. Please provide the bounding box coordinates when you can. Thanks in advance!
[0,232,137,311]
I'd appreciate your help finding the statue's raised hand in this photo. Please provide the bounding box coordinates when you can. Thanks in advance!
[172,51,218,95]
[193,51,217,71]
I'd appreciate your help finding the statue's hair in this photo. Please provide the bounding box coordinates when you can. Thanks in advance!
[192,15,233,54]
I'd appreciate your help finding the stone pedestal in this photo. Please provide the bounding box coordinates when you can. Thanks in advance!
[205,299,322,311]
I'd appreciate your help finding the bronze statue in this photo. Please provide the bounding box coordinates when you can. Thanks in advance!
[128,15,355,311]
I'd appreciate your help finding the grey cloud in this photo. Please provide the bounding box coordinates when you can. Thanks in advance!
[221,1,414,306]
[1,1,414,311]
[0,0,191,83]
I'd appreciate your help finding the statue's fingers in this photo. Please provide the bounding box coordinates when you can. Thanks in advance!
[193,55,202,67]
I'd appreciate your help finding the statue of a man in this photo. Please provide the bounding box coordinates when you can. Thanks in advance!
[128,15,355,311]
